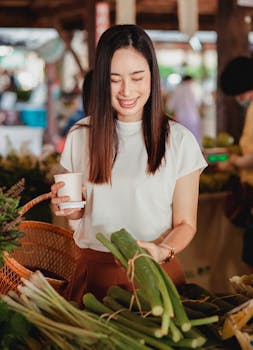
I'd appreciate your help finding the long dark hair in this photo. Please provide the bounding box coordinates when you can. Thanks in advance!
[82,69,93,115]
[89,24,169,183]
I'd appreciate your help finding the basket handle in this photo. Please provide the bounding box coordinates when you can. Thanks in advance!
[19,192,52,216]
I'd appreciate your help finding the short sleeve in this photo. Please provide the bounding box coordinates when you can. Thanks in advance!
[60,130,75,172]
[171,123,207,179]
[60,118,90,175]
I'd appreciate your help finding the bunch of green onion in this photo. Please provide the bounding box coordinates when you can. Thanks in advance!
[2,271,150,350]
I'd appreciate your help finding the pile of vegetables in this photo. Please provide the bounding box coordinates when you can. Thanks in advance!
[202,132,235,149]
[1,227,252,349]
[200,132,242,194]
[178,283,252,349]
[94,229,220,348]
[221,275,253,349]
[3,271,151,350]
[0,297,54,350]
[0,228,219,350]
[199,171,232,194]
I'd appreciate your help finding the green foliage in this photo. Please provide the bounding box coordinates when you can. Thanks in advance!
[159,64,215,81]
[202,135,217,148]
[0,298,30,349]
[0,180,25,266]
[0,152,60,222]
[0,298,55,350]
[216,132,234,147]
[202,132,235,148]
[158,65,176,79]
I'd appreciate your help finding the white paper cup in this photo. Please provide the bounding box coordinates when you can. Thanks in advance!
[54,173,83,208]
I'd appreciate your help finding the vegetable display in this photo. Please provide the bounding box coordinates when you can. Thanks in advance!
[1,226,252,349]
[2,271,149,350]
[95,229,219,348]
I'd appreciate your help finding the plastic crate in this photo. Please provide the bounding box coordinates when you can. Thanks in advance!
[20,109,47,128]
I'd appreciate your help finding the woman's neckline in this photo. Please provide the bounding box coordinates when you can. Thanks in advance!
[116,119,142,135]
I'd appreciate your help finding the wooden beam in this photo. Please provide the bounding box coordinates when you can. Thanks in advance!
[116,0,136,24]
[0,0,219,32]
[136,13,179,30]
[54,19,84,75]
[0,1,30,5]
[0,3,88,29]
[44,62,59,144]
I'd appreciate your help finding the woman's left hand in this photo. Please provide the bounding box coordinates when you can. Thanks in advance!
[137,240,171,264]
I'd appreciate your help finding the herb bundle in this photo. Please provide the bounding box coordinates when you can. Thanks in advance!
[3,271,150,349]
[0,179,25,266]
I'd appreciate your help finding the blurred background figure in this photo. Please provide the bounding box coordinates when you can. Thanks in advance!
[0,69,19,125]
[62,69,93,136]
[167,74,202,143]
[0,69,18,110]
[56,70,93,153]
[220,55,253,273]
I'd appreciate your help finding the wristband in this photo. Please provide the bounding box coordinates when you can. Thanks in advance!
[159,243,175,264]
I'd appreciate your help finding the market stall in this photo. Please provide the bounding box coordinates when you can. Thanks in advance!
[52,189,250,294]
[1,179,253,349]
[0,125,44,156]
[179,192,249,293]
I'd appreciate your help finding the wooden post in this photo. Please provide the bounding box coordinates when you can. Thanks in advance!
[44,63,59,145]
[216,0,251,142]
[87,0,96,68]
[87,1,110,68]
[116,0,136,24]
[96,2,110,44]
[54,20,84,76]
[177,0,198,37]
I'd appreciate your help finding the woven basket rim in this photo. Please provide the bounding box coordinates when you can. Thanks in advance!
[3,251,66,287]
[18,220,73,237]
[3,251,31,278]
[0,193,75,295]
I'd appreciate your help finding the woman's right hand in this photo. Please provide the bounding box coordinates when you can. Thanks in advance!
[51,182,84,219]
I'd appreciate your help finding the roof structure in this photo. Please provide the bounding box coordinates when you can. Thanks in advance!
[0,0,218,33]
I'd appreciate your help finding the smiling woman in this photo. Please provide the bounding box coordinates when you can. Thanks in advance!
[110,47,151,122]
[50,24,207,305]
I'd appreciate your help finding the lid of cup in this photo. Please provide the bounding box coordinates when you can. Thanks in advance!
[59,201,86,210]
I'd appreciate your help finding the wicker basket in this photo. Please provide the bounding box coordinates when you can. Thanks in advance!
[234,328,253,350]
[0,192,78,296]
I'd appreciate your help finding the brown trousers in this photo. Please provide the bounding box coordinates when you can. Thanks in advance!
[65,247,185,306]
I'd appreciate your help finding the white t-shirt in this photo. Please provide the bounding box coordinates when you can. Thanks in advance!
[61,117,207,251]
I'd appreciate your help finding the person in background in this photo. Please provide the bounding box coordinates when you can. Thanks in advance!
[61,70,93,137]
[51,24,207,304]
[220,55,253,272]
[60,95,83,137]
[168,75,202,144]
[71,72,82,95]
[0,70,18,112]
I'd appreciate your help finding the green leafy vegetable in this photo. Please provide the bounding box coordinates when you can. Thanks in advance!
[0,179,25,266]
